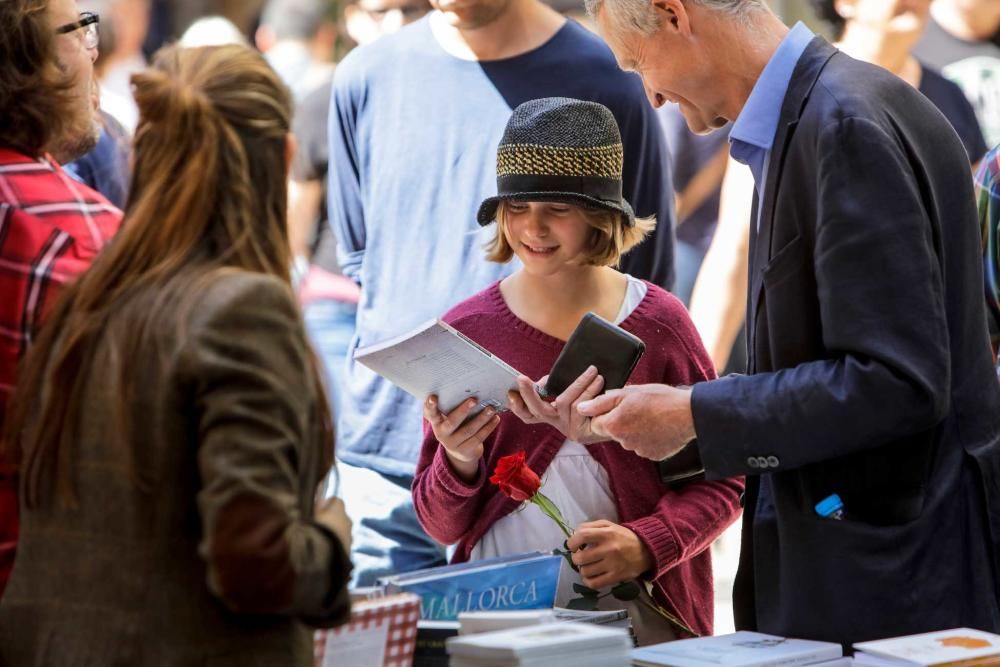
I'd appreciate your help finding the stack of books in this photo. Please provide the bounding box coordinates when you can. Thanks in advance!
[553,607,636,645]
[446,621,633,666]
[414,606,635,666]
[414,620,461,667]
[458,610,559,635]
[631,631,843,667]
[854,628,1000,667]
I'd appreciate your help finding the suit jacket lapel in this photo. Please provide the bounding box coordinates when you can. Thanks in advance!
[747,37,837,370]
[747,191,760,373]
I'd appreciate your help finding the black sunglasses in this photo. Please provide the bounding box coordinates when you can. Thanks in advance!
[55,12,100,50]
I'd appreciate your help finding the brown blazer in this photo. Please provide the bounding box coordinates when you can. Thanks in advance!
[0,271,351,666]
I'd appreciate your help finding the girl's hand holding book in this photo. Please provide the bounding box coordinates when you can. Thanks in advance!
[565,520,653,590]
[424,395,501,483]
[507,366,605,444]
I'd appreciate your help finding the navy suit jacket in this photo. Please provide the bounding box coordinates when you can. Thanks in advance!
[691,37,1000,644]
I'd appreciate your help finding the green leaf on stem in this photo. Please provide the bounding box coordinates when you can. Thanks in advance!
[566,595,600,611]
[530,492,573,538]
[611,581,641,601]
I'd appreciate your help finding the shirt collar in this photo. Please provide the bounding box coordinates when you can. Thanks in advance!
[729,22,815,156]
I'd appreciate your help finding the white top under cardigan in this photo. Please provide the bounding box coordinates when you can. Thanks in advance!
[470,277,677,645]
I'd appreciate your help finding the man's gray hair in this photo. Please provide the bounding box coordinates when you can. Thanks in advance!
[585,0,766,36]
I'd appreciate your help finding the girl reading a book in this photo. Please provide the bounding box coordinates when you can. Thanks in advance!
[411,98,743,644]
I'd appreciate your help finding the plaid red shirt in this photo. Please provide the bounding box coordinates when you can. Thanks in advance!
[0,147,122,596]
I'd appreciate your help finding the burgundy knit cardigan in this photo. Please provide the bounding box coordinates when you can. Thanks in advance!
[412,281,744,637]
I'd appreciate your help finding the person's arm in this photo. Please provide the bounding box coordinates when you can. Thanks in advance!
[411,418,492,546]
[570,304,743,586]
[622,475,743,580]
[688,158,753,372]
[190,274,351,626]
[287,179,324,260]
[583,118,954,473]
[693,117,951,478]
[622,304,742,576]
[327,62,367,286]
[288,84,332,264]
[617,98,677,291]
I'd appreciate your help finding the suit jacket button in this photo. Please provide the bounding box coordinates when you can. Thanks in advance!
[766,455,780,468]
[747,456,759,468]
[756,456,769,469]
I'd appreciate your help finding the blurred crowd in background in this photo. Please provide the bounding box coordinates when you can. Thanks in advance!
[62,0,999,633]
[4,0,996,641]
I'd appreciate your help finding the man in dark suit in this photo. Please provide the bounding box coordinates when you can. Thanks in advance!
[572,0,1000,646]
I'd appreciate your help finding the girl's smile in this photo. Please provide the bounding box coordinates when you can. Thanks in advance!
[504,201,592,273]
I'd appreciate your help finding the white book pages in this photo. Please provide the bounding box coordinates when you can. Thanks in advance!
[354,319,523,416]
[447,622,631,660]
[854,628,1000,667]
[459,610,558,635]
[631,631,842,667]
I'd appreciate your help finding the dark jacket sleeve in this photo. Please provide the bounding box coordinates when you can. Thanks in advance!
[692,116,951,479]
[188,273,351,626]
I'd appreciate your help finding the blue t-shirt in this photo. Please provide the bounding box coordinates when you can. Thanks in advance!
[328,17,675,475]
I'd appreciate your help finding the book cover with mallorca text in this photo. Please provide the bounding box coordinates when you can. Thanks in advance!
[378,551,562,621]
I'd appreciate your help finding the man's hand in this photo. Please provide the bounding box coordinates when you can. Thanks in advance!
[577,384,696,460]
[507,366,606,444]
[566,520,653,589]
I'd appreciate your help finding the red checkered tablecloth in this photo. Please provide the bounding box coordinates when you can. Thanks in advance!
[315,593,421,667]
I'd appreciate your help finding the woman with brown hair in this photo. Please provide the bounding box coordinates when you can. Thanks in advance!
[0,43,352,666]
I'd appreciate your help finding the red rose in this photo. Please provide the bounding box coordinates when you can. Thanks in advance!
[490,451,541,502]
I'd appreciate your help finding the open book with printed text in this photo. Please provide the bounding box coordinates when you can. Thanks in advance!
[354,319,522,416]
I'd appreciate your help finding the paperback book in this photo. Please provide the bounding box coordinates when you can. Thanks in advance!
[631,631,843,667]
[446,621,632,666]
[354,319,521,416]
[854,628,1000,667]
[378,551,562,621]
[314,593,421,667]
[413,620,460,667]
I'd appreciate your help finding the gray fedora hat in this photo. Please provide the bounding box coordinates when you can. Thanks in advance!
[476,97,636,227]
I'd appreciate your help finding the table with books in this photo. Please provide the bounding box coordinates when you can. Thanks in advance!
[313,553,1000,667]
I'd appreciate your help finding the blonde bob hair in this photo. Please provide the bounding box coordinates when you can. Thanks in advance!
[485,200,655,267]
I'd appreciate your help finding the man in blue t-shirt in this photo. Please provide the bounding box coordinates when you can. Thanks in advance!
[327,0,676,585]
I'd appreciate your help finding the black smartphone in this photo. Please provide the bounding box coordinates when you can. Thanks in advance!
[543,312,645,397]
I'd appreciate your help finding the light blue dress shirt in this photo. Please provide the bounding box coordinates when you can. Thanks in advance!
[729,22,816,226]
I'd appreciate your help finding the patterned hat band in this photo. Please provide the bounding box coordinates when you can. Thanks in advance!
[476,98,636,227]
[496,142,624,179]
[496,174,623,204]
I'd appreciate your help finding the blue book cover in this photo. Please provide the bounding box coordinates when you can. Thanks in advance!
[379,551,562,621]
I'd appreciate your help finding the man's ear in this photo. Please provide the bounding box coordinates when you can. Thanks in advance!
[832,0,856,21]
[651,0,691,34]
